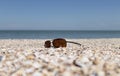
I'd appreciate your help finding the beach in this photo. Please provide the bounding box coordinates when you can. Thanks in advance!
[0,39,120,76]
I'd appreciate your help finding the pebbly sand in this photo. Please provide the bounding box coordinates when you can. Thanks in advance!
[0,39,120,76]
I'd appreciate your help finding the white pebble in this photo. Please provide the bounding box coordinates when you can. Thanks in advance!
[80,56,90,63]
[33,71,42,76]
[6,61,12,65]
[25,68,34,73]
[98,71,105,76]
[33,62,41,68]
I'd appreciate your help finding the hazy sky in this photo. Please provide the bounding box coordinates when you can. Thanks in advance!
[0,0,120,30]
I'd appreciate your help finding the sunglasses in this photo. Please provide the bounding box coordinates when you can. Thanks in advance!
[44,38,67,48]
[44,38,81,48]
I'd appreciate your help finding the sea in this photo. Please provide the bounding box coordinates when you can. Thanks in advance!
[0,30,120,39]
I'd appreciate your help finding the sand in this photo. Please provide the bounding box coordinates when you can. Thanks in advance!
[0,39,120,76]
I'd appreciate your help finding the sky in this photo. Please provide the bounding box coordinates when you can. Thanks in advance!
[0,0,120,30]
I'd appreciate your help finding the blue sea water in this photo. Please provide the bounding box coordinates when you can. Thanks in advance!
[0,30,120,39]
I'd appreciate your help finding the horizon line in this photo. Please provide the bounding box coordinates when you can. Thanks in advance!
[0,29,120,31]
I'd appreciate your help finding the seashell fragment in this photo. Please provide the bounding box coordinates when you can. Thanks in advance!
[11,68,26,76]
[33,71,42,76]
[73,56,91,68]
[26,54,35,60]
[92,57,100,65]
[33,62,41,68]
